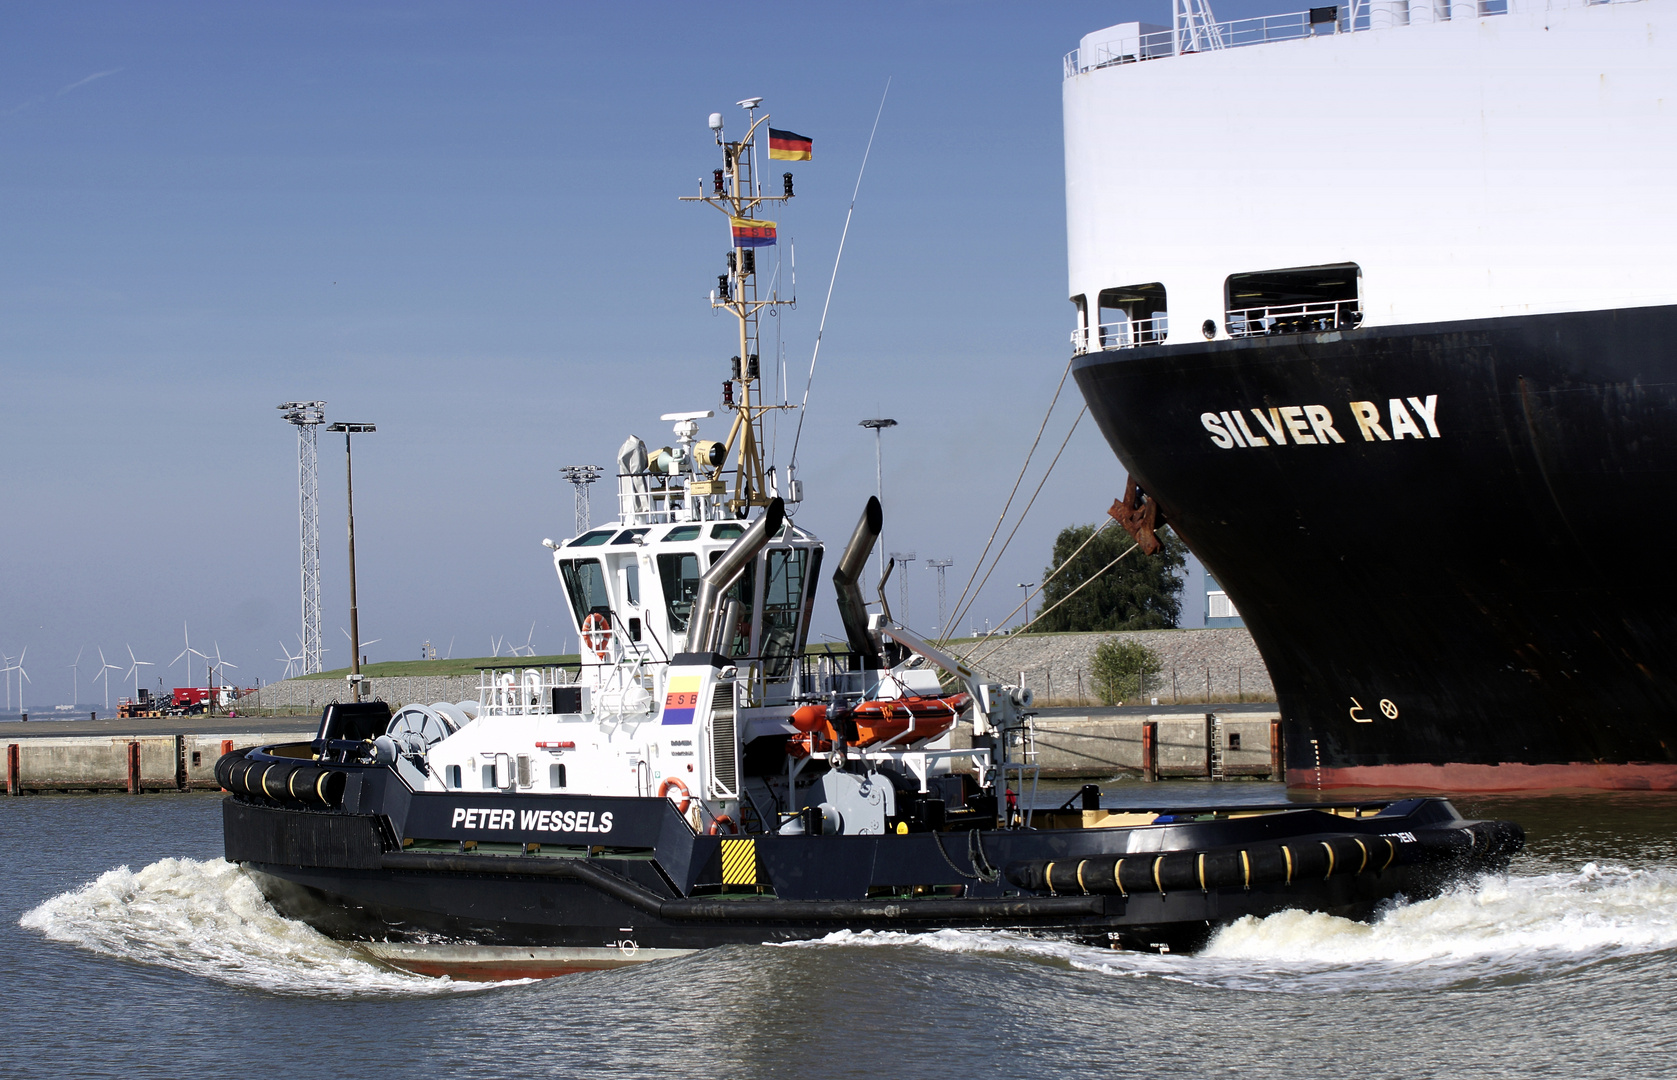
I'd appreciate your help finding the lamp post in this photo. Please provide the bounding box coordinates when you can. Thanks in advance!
[328,422,376,701]
[1017,582,1037,630]
[859,418,897,585]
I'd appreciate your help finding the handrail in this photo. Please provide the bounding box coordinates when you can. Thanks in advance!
[1070,316,1169,355]
[1061,0,1644,78]
[1226,300,1361,337]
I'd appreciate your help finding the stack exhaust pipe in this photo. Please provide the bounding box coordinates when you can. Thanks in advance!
[832,497,885,670]
[684,498,785,655]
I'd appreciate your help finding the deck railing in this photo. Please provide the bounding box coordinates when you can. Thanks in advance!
[1226,300,1361,337]
[1070,316,1169,355]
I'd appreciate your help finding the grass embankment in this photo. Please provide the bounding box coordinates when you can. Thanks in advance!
[298,655,583,680]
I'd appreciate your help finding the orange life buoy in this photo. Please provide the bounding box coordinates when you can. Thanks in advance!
[581,612,612,659]
[708,814,737,835]
[657,776,691,814]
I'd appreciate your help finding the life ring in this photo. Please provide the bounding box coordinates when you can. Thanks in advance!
[581,612,612,659]
[708,814,737,835]
[657,776,691,814]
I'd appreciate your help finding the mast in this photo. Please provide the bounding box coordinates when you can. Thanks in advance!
[680,98,798,515]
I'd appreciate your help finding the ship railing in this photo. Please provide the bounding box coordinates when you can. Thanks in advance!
[1071,316,1169,355]
[616,470,728,526]
[476,666,575,717]
[1226,300,1362,338]
[1063,0,1526,77]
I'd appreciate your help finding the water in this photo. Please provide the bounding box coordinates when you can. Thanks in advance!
[7,788,1677,1078]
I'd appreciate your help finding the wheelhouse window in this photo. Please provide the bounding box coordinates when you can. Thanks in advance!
[658,552,702,632]
[1225,263,1361,337]
[559,559,611,629]
[711,551,756,657]
[568,529,615,547]
[760,548,809,678]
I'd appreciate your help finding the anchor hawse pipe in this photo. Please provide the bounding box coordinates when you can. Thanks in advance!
[684,498,785,654]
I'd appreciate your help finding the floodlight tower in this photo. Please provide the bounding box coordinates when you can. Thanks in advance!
[925,558,953,635]
[560,465,604,537]
[889,551,916,625]
[278,401,327,674]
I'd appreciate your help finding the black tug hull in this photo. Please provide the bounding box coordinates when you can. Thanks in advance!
[1074,304,1677,790]
[224,773,1518,979]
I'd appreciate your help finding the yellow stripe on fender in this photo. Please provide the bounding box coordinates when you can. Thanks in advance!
[1321,840,1336,879]
[1044,861,1057,894]
[1113,858,1127,897]
[1240,849,1251,890]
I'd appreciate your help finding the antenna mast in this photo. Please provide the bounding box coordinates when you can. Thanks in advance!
[680,98,799,514]
[278,401,327,675]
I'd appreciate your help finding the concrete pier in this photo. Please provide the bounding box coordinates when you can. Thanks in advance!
[3,716,315,795]
[951,703,1284,780]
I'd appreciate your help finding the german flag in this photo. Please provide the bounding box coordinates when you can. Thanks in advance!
[768,128,812,161]
[730,216,777,247]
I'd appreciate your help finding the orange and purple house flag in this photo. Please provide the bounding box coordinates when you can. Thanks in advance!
[730,216,777,247]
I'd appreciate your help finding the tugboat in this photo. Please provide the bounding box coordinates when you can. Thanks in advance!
[220,100,1522,979]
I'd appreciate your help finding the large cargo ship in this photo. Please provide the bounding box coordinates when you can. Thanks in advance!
[1064,0,1677,789]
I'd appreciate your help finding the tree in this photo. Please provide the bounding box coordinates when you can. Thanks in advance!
[1090,638,1163,705]
[1033,522,1187,632]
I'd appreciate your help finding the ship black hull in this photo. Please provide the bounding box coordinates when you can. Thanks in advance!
[222,783,1516,978]
[1074,304,1677,790]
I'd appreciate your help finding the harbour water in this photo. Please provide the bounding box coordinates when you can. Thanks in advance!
[7,786,1677,1078]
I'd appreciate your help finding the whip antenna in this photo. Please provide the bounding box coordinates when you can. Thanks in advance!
[787,77,891,471]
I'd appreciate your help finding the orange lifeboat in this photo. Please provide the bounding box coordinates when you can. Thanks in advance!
[788,693,970,757]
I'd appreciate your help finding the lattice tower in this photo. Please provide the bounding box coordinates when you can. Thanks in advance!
[925,559,953,636]
[890,551,916,625]
[560,465,604,537]
[279,402,327,674]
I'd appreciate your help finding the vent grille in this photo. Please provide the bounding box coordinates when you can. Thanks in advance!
[709,681,737,796]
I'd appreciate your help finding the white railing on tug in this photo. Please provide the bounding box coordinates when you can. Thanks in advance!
[616,471,729,526]
[1226,300,1361,337]
[1058,0,1628,78]
[1070,316,1169,355]
[476,666,576,716]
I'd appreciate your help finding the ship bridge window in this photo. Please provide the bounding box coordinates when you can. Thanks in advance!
[760,548,809,678]
[1226,263,1361,337]
[664,525,703,542]
[658,551,702,632]
[559,559,611,629]
[612,528,650,545]
[1095,284,1167,350]
[711,523,746,540]
[568,529,615,547]
[710,551,757,657]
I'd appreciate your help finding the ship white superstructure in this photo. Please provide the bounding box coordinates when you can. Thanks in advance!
[1064,0,1677,348]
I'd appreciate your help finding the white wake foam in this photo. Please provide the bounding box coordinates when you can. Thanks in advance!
[778,864,1677,991]
[19,857,507,997]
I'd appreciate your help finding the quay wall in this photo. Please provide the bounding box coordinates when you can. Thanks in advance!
[951,710,1282,779]
[954,628,1273,705]
[5,730,312,794]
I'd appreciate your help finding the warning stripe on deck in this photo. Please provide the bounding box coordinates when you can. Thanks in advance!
[720,838,758,885]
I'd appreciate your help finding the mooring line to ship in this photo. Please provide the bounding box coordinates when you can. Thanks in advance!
[943,403,1086,645]
[786,77,891,475]
[966,540,1140,671]
[939,360,1078,648]
[931,827,999,882]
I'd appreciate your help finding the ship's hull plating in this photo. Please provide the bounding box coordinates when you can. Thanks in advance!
[1074,305,1677,790]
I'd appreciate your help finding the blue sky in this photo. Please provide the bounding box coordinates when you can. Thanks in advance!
[0,1,1254,707]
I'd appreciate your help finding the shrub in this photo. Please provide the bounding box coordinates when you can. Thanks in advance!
[1090,638,1162,706]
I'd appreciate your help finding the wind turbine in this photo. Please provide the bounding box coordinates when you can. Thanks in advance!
[340,627,380,666]
[2,653,11,710]
[13,647,30,713]
[171,623,207,691]
[445,636,455,660]
[125,644,154,697]
[96,647,122,711]
[208,642,238,707]
[277,639,305,680]
[489,635,504,658]
[68,646,84,706]
[513,621,538,657]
